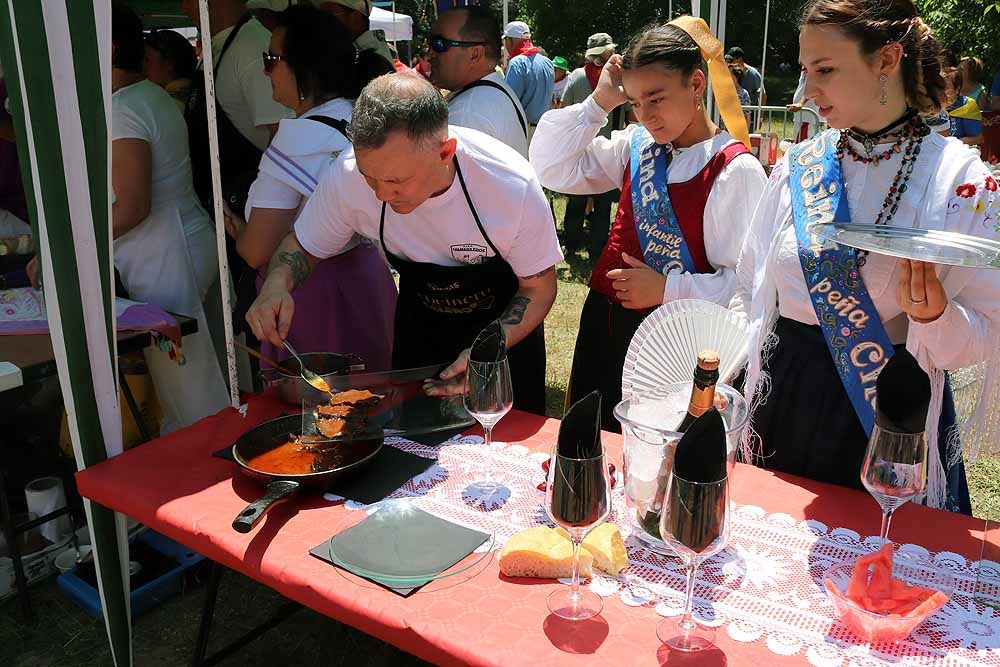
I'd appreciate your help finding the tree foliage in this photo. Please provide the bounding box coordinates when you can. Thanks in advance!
[916,0,1000,78]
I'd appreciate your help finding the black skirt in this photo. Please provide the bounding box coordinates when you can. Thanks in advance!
[567,290,649,433]
[752,317,971,515]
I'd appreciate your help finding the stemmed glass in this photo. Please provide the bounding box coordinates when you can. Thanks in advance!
[657,474,731,651]
[860,424,928,546]
[464,358,513,494]
[545,447,612,621]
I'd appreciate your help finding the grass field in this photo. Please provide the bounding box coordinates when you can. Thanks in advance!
[1,194,996,666]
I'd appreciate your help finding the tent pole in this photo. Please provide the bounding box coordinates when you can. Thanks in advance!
[198,0,240,409]
[757,0,771,124]
[503,0,508,27]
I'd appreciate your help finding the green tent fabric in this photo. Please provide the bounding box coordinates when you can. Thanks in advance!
[0,2,132,665]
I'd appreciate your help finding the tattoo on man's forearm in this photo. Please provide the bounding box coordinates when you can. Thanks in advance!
[501,296,531,325]
[271,249,311,288]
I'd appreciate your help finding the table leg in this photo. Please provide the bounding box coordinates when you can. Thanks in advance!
[118,366,152,444]
[191,559,223,667]
[191,560,302,667]
[0,470,33,624]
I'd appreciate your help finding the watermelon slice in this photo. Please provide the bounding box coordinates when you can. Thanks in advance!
[826,546,950,643]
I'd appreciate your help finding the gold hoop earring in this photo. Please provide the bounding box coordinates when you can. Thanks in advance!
[879,73,888,106]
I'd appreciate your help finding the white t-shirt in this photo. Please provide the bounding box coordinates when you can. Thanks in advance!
[447,72,529,158]
[210,17,292,151]
[295,125,562,278]
[552,77,568,106]
[112,80,205,230]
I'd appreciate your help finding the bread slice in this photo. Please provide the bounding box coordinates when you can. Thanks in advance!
[582,524,629,576]
[557,524,629,576]
[499,526,593,579]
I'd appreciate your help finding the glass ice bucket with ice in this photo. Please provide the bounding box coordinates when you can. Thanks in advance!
[613,382,748,554]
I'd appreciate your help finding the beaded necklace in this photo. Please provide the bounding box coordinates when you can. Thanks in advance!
[836,112,930,266]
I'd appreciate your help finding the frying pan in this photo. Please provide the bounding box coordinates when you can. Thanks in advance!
[230,413,383,533]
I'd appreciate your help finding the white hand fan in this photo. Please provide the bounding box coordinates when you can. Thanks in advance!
[622,299,750,399]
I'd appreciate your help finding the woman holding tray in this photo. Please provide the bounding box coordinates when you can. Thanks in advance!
[732,0,1000,513]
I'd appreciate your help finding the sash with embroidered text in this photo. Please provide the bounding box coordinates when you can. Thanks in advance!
[630,127,697,275]
[787,129,895,436]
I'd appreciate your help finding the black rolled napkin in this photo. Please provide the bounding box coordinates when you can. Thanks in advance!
[672,407,727,484]
[558,390,603,460]
[875,348,931,434]
[469,319,506,363]
[666,407,728,554]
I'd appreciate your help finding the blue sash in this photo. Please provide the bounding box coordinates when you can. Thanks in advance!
[629,127,697,275]
[787,130,895,436]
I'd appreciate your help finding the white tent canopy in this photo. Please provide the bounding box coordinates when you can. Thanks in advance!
[370,6,412,42]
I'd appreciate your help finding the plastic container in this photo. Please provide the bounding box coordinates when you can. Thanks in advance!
[823,550,954,643]
[613,383,748,554]
[57,530,203,618]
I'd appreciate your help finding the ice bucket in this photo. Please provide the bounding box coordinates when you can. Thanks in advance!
[613,382,748,554]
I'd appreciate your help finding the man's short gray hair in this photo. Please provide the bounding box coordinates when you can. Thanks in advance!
[348,74,449,150]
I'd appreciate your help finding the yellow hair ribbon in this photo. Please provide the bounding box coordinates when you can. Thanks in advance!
[668,16,751,148]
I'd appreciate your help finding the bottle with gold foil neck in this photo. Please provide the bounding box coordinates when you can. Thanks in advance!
[675,350,720,434]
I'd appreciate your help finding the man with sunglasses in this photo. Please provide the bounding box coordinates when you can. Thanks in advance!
[428,7,528,158]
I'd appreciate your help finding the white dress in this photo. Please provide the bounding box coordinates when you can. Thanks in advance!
[731,131,1000,507]
[112,79,229,433]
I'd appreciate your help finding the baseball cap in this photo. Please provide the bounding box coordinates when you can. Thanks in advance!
[502,21,531,39]
[309,0,371,15]
[585,32,615,58]
[552,56,570,72]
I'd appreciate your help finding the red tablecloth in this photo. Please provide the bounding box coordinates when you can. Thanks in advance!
[76,392,996,667]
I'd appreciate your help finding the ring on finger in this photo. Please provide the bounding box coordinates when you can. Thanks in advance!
[909,297,926,305]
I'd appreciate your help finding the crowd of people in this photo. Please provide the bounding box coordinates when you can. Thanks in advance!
[87,0,1000,513]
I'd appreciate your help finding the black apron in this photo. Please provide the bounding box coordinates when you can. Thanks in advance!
[379,158,546,415]
[185,14,262,334]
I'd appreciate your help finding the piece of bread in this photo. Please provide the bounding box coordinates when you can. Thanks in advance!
[582,524,629,576]
[557,524,629,576]
[499,526,593,579]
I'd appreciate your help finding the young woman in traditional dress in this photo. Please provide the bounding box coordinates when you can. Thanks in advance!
[733,0,1000,513]
[531,18,767,431]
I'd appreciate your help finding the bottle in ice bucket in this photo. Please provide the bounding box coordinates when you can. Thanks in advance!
[635,350,720,538]
[675,350,720,433]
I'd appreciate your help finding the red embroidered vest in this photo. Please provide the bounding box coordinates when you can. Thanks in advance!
[589,141,750,301]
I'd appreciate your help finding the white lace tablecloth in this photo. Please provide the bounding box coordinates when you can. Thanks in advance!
[324,435,1000,666]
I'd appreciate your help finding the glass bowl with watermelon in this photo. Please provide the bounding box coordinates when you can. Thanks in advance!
[823,545,953,643]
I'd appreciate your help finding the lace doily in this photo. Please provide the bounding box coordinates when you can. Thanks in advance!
[324,435,1000,666]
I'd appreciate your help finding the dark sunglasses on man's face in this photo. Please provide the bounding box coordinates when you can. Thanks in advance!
[262,51,285,73]
[428,35,487,53]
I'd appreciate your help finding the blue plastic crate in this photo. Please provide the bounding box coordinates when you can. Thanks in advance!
[57,530,204,618]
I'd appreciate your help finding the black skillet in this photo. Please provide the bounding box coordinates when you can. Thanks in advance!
[231,413,383,533]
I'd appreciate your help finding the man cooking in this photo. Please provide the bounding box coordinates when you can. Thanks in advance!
[246,74,561,414]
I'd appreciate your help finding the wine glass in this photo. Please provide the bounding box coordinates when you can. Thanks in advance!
[860,424,928,547]
[545,447,611,621]
[464,357,513,494]
[657,474,730,652]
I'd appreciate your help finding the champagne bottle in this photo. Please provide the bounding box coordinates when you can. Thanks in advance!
[675,350,720,433]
